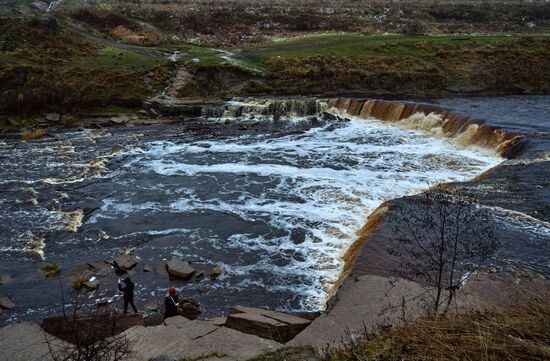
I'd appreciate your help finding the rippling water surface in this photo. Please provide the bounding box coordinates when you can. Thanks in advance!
[0,109,508,324]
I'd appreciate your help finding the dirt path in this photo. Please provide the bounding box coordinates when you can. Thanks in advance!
[164,65,193,98]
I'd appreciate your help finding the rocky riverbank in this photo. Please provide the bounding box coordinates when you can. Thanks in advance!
[1,96,548,360]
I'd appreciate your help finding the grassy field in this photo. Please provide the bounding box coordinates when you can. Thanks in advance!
[0,16,171,118]
[0,7,548,119]
[239,33,547,64]
[180,33,549,97]
[84,47,165,70]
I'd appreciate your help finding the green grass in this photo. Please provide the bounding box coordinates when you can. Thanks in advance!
[85,47,165,70]
[237,33,549,68]
[175,33,532,74]
[179,44,225,67]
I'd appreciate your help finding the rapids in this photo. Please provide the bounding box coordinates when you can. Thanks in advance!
[0,96,547,325]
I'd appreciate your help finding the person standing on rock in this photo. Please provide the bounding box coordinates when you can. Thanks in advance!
[118,277,138,314]
[164,287,179,319]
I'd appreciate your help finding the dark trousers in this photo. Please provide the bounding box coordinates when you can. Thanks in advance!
[123,297,137,314]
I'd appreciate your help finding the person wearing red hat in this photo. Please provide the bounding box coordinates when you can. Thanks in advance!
[164,287,179,319]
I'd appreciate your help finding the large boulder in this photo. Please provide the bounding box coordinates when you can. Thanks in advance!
[45,113,61,122]
[87,260,110,271]
[177,298,201,320]
[166,258,195,280]
[225,307,311,343]
[41,313,144,345]
[113,254,139,271]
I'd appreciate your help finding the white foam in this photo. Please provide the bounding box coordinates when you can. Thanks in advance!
[93,116,503,310]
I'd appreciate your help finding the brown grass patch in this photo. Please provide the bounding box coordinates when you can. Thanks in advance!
[324,295,550,361]
[41,263,61,278]
[110,25,159,45]
[71,273,88,291]
[21,128,45,141]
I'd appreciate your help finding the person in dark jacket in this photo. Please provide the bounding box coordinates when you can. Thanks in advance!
[118,277,138,314]
[164,287,178,319]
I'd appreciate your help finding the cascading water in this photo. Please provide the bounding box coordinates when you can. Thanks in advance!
[0,96,548,325]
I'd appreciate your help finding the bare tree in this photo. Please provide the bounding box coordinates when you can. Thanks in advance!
[388,189,498,315]
[42,278,134,361]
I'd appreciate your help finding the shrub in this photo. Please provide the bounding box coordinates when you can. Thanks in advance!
[41,263,61,278]
[323,295,550,361]
[71,273,87,291]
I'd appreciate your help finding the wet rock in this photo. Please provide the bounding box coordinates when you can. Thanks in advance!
[45,113,61,122]
[320,111,337,121]
[114,254,139,271]
[87,260,110,271]
[146,302,160,312]
[290,228,306,244]
[226,307,311,342]
[210,265,223,279]
[155,262,169,275]
[178,298,201,320]
[0,297,17,310]
[0,273,13,285]
[194,270,205,280]
[111,115,129,124]
[166,258,195,280]
[143,265,153,272]
[289,311,321,321]
[82,278,100,290]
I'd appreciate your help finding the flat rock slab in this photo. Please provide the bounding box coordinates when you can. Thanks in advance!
[288,275,431,347]
[226,307,311,343]
[114,254,139,271]
[126,323,281,361]
[166,258,195,280]
[226,313,288,343]
[164,316,219,339]
[41,313,144,344]
[87,260,110,270]
[0,322,69,361]
[207,316,227,326]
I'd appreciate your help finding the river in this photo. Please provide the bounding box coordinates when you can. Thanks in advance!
[0,96,548,325]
